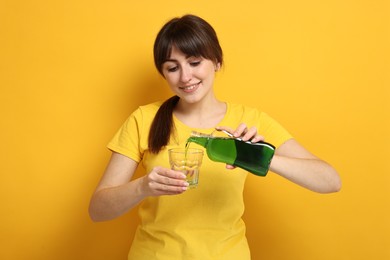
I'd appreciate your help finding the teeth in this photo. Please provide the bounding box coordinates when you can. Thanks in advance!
[183,83,199,90]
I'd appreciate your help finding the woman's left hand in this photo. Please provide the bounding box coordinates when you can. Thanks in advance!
[216,123,265,142]
[215,123,265,169]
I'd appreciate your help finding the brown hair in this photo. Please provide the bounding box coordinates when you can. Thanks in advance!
[148,14,223,153]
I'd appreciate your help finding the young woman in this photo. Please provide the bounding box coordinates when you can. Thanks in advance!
[89,14,341,259]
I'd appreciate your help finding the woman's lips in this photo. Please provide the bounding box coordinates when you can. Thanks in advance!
[180,82,201,92]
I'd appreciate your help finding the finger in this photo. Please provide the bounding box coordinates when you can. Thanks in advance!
[156,167,186,180]
[234,123,250,138]
[149,181,188,195]
[242,126,257,141]
[158,172,188,187]
[165,176,189,188]
[149,167,189,193]
[215,126,235,136]
[226,164,236,170]
[251,134,265,143]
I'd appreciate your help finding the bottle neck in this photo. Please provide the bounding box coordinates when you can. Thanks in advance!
[188,131,211,148]
[190,131,212,138]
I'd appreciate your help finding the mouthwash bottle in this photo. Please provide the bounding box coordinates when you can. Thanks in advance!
[186,131,275,176]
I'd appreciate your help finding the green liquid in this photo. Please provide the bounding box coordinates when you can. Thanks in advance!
[186,136,275,176]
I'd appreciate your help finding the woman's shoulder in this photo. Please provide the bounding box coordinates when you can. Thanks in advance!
[140,100,164,110]
[227,102,264,117]
[131,101,164,116]
[123,101,163,125]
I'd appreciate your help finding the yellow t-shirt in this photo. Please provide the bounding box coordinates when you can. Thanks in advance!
[107,101,292,260]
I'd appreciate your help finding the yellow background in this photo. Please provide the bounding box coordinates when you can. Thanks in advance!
[1,0,389,259]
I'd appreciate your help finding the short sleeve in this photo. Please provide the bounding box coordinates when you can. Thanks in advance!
[259,112,293,148]
[107,108,144,162]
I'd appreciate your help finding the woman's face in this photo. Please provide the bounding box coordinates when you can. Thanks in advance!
[161,45,219,104]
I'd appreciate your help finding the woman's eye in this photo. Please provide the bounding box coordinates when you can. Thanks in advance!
[190,61,201,67]
[167,66,178,72]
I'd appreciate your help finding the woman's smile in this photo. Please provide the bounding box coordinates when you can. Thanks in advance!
[180,81,201,92]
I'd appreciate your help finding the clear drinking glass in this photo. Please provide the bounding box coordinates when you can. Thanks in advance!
[168,148,204,189]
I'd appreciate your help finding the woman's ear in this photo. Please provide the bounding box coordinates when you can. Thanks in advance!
[215,62,221,71]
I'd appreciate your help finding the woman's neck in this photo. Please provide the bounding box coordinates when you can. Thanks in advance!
[174,96,227,129]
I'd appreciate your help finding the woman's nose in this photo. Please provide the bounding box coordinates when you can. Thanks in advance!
[180,66,192,82]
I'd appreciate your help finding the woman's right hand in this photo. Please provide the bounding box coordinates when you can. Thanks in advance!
[89,153,189,222]
[140,166,189,196]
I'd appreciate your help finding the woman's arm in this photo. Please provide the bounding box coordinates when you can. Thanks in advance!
[216,124,341,193]
[271,139,341,193]
[89,152,189,222]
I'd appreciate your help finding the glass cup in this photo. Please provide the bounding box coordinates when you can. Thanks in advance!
[168,148,204,189]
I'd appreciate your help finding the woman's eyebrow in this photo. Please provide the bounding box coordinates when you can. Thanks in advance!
[164,55,196,63]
